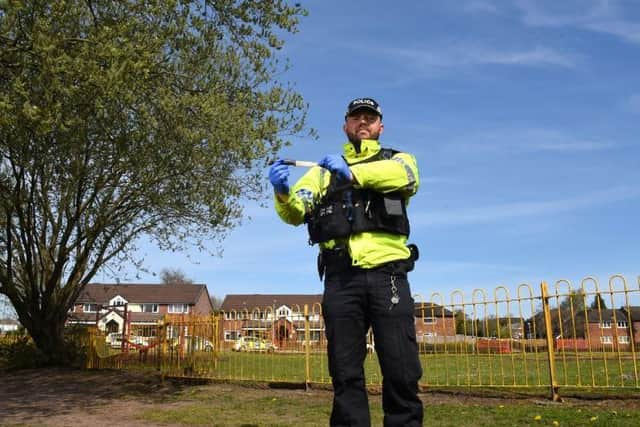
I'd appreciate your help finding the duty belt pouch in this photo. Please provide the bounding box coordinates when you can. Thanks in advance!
[318,246,351,280]
[384,244,420,275]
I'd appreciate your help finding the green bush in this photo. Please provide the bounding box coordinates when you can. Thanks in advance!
[62,325,91,368]
[0,326,90,370]
[0,335,48,370]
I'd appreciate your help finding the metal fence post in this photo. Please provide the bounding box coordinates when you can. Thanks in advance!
[213,313,219,369]
[161,315,168,381]
[86,326,95,369]
[541,281,562,402]
[304,303,311,389]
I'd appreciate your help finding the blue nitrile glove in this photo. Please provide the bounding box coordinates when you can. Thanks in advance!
[268,159,290,195]
[319,154,352,182]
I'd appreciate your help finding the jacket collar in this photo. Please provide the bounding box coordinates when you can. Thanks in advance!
[342,139,381,164]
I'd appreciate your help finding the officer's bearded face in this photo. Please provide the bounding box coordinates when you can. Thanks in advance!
[343,110,384,144]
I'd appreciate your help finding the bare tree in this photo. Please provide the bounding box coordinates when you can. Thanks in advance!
[159,268,193,285]
[210,295,224,311]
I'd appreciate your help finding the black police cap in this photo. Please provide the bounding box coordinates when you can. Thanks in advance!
[345,97,383,119]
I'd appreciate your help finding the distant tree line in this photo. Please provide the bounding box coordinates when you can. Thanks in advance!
[454,292,616,339]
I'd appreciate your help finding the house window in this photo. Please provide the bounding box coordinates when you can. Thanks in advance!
[423,317,436,325]
[600,321,612,329]
[277,307,289,317]
[224,331,240,341]
[168,304,189,313]
[297,331,322,342]
[83,304,98,313]
[600,336,613,344]
[618,336,630,344]
[142,304,159,313]
[617,321,628,328]
[111,296,127,306]
[225,312,235,320]
[166,325,178,338]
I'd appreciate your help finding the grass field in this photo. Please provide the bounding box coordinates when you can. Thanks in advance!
[2,367,640,426]
[140,381,640,427]
[152,350,640,393]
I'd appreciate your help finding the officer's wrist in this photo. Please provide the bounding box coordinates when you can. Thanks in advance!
[275,192,289,203]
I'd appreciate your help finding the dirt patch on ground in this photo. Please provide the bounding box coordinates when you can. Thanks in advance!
[1,368,638,426]
[0,368,190,426]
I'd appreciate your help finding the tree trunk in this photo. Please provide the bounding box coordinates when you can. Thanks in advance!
[20,307,70,366]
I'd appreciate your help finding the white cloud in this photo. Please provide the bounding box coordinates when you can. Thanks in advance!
[445,128,617,155]
[463,1,500,14]
[472,45,577,67]
[517,0,640,44]
[413,185,640,228]
[626,94,640,113]
[586,20,640,44]
[384,43,578,70]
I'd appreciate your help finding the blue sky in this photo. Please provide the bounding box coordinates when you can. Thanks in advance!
[106,1,639,304]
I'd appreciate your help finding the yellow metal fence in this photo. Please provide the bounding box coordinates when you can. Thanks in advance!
[86,274,640,400]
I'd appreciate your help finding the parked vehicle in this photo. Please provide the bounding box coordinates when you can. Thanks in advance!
[129,335,150,346]
[232,336,277,352]
[166,336,214,352]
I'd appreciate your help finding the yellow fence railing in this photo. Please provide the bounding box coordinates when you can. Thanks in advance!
[85,274,640,400]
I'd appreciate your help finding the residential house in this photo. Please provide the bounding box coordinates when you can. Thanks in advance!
[220,294,323,350]
[68,283,214,339]
[220,294,458,349]
[626,306,640,346]
[0,318,20,334]
[414,302,456,342]
[586,308,634,350]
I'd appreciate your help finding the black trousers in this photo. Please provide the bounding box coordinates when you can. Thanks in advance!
[322,263,423,427]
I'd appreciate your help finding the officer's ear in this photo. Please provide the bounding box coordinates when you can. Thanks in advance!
[379,122,384,135]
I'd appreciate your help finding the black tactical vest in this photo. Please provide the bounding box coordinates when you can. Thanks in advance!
[305,148,410,245]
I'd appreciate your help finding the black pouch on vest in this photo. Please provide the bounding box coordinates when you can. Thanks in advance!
[351,191,410,236]
[383,196,404,216]
[307,200,351,244]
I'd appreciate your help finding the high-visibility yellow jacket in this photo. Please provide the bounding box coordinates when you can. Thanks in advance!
[274,139,420,269]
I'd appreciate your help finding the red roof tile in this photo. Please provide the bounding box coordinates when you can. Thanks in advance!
[78,283,209,305]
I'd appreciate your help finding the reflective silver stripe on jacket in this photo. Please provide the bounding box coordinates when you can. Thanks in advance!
[391,156,416,193]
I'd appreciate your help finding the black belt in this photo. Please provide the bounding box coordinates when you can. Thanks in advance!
[318,244,419,281]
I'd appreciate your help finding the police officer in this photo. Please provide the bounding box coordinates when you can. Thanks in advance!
[268,98,422,426]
